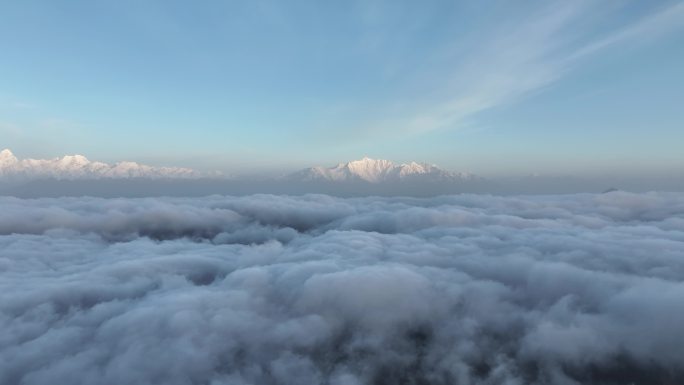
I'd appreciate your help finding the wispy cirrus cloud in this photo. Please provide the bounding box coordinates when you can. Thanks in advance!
[366,1,684,135]
[569,1,684,61]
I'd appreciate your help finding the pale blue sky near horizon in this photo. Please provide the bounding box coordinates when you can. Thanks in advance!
[1,0,683,176]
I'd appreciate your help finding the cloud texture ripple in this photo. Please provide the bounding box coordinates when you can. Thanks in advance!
[1,192,684,385]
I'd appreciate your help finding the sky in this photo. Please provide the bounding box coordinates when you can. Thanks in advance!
[1,0,683,176]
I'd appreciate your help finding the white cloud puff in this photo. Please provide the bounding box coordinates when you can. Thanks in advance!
[1,191,684,384]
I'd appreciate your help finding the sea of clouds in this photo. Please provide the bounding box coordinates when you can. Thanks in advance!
[1,192,684,385]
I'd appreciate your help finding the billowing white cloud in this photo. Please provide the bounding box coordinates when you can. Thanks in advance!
[1,192,684,384]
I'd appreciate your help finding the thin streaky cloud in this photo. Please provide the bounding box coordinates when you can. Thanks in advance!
[568,1,684,61]
[383,1,684,135]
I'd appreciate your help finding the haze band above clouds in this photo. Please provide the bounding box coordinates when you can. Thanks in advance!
[2,192,684,384]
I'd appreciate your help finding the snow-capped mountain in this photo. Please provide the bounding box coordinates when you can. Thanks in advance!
[0,149,205,180]
[288,157,476,183]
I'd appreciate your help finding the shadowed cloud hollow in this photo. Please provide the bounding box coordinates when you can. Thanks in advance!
[1,192,684,384]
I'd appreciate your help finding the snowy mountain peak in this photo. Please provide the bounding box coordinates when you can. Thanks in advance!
[57,154,91,167]
[345,157,396,182]
[288,157,476,183]
[0,149,207,181]
[1,148,17,160]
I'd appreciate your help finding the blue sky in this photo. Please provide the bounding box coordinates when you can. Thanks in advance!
[1,0,683,176]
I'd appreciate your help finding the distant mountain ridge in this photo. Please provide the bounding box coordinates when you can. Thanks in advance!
[0,149,205,180]
[4,151,677,197]
[288,157,477,183]
[0,150,479,192]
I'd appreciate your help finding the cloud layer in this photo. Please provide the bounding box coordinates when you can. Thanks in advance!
[2,192,684,384]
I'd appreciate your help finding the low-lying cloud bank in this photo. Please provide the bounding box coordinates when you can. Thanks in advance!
[4,175,684,198]
[2,192,684,385]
